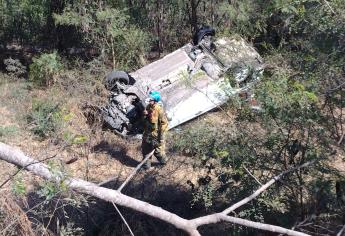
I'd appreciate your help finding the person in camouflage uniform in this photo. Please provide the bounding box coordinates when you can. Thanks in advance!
[142,91,169,169]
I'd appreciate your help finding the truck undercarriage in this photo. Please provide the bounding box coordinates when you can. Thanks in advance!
[101,28,264,136]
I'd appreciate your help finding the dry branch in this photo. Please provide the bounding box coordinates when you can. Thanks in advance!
[190,214,308,236]
[243,165,262,186]
[322,0,336,14]
[0,148,63,189]
[0,142,310,236]
[117,150,154,192]
[0,143,193,234]
[337,224,345,236]
[112,202,135,236]
[222,160,316,215]
[98,150,154,188]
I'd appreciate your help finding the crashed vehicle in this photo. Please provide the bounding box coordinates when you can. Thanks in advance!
[101,27,264,135]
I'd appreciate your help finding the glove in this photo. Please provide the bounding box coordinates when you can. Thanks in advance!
[152,139,160,148]
[158,133,165,144]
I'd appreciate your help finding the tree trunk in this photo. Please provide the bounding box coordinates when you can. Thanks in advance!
[190,0,199,33]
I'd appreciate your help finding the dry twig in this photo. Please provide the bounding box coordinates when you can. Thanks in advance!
[112,202,135,236]
[337,224,345,236]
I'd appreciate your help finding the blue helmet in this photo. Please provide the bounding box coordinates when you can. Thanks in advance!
[149,91,161,102]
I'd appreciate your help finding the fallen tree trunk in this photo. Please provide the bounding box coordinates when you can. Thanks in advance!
[0,142,309,236]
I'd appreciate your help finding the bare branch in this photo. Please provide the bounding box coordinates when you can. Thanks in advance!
[0,145,68,189]
[117,150,154,192]
[222,160,317,215]
[0,142,310,236]
[220,215,309,236]
[190,214,309,236]
[337,224,345,236]
[323,80,345,95]
[44,197,62,234]
[0,142,195,234]
[322,0,336,15]
[112,202,135,236]
[243,165,262,186]
[98,150,154,188]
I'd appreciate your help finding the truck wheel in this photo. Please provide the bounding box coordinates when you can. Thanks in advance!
[104,71,130,91]
[193,26,216,45]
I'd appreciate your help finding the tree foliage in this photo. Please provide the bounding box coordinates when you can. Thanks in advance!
[27,99,61,138]
[0,0,51,43]
[54,2,151,69]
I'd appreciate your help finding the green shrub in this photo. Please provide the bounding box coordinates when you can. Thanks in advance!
[29,52,63,87]
[27,99,61,138]
[4,58,27,78]
[191,184,216,209]
[38,160,68,200]
[63,131,88,145]
[11,173,26,196]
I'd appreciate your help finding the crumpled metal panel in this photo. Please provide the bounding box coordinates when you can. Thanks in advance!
[127,38,263,129]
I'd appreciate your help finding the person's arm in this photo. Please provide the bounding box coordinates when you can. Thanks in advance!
[158,108,168,141]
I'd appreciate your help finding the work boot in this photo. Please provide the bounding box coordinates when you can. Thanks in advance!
[142,160,151,170]
[156,155,167,165]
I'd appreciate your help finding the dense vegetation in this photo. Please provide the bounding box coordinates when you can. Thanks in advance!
[0,0,344,235]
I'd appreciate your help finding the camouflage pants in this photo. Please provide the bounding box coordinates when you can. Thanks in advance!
[142,138,166,169]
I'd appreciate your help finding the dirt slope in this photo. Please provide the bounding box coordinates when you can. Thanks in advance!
[0,77,206,194]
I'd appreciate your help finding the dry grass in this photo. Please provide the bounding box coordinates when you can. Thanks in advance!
[0,194,35,236]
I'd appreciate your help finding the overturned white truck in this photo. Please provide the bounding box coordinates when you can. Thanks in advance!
[101,27,264,135]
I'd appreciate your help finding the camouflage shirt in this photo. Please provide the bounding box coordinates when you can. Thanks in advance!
[143,103,168,141]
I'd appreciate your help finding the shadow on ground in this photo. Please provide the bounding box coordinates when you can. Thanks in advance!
[93,140,140,167]
[24,181,195,236]
[23,167,275,236]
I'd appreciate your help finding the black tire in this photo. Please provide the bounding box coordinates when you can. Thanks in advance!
[104,71,130,91]
[192,26,216,45]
